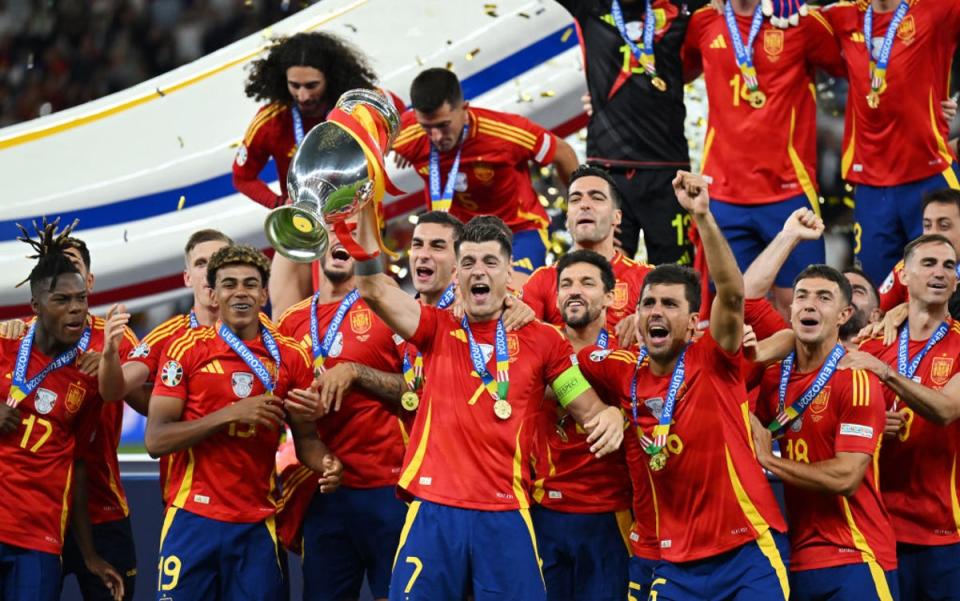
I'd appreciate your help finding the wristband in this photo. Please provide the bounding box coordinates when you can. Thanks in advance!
[355,257,384,276]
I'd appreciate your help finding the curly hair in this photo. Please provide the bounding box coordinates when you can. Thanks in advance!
[16,217,82,294]
[206,245,272,289]
[244,32,378,105]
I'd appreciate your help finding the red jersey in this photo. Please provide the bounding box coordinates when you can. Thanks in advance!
[531,334,630,514]
[683,7,842,204]
[399,305,580,510]
[277,295,406,489]
[153,325,313,523]
[822,1,960,186]
[860,320,960,545]
[756,363,895,571]
[522,252,653,329]
[0,334,103,554]
[80,316,138,525]
[877,259,907,313]
[745,297,790,341]
[393,106,556,234]
[581,333,786,562]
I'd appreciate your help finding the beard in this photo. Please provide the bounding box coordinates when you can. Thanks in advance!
[563,305,601,329]
[839,307,868,341]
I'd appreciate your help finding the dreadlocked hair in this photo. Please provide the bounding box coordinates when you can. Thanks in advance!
[206,245,271,289]
[16,217,82,294]
[244,32,378,105]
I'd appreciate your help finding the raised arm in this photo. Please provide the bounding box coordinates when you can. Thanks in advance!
[673,171,744,352]
[743,208,824,299]
[550,137,579,186]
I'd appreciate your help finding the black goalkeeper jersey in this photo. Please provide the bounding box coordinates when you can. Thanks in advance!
[558,0,705,169]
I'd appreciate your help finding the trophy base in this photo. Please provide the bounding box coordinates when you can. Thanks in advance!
[264,205,329,263]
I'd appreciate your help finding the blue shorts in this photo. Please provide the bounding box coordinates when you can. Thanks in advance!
[390,499,546,601]
[628,555,658,601]
[711,195,825,288]
[531,505,630,601]
[854,164,960,285]
[155,507,284,601]
[0,542,60,601]
[791,563,898,601]
[63,517,137,601]
[512,229,548,275]
[648,530,790,601]
[301,485,407,600]
[897,541,960,601]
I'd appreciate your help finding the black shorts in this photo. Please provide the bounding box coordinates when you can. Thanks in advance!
[62,517,137,601]
[608,167,693,266]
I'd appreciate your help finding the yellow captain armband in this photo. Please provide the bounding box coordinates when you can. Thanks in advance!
[552,365,592,408]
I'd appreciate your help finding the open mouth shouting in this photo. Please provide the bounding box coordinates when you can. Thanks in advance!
[415,263,436,285]
[646,322,671,346]
[470,281,491,304]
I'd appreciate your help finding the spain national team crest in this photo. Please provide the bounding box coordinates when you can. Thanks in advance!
[810,386,830,420]
[232,372,254,398]
[34,387,57,415]
[66,382,86,414]
[897,15,916,44]
[612,282,629,310]
[161,360,183,388]
[350,308,372,335]
[473,163,495,184]
[931,356,954,386]
[507,334,520,358]
[763,30,784,61]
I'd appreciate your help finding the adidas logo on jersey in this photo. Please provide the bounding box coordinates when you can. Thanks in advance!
[709,35,727,49]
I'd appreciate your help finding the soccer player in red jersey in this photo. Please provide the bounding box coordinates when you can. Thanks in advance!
[579,172,790,600]
[522,165,652,343]
[143,245,341,601]
[530,249,632,601]
[751,265,897,600]
[843,234,960,599]
[682,0,842,312]
[820,0,960,284]
[276,236,408,601]
[233,32,390,317]
[352,208,623,600]
[0,221,124,601]
[392,68,579,284]
[879,189,960,319]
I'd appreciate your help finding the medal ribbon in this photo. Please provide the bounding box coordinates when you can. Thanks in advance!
[402,284,457,390]
[596,328,609,350]
[723,1,765,92]
[310,289,360,373]
[630,345,687,455]
[864,0,910,95]
[897,320,949,379]
[612,0,658,78]
[462,316,510,404]
[769,343,845,432]
[188,310,200,330]
[7,321,92,407]
[291,105,306,147]
[218,322,282,394]
[428,124,469,212]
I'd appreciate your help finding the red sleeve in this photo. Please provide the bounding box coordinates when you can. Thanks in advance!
[681,10,705,82]
[805,9,845,77]
[283,342,314,390]
[834,370,885,455]
[878,264,907,313]
[694,331,743,381]
[751,364,780,423]
[744,297,789,340]
[542,325,578,383]
[233,108,283,209]
[499,112,558,165]
[408,305,442,353]
[521,267,555,322]
[576,345,620,400]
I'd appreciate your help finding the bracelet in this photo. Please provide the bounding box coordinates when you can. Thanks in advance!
[355,257,384,276]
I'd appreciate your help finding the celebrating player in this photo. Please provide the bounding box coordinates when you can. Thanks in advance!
[556,0,706,263]
[843,234,960,599]
[523,165,652,343]
[752,265,896,600]
[0,219,124,601]
[579,171,790,600]
[233,32,390,317]
[144,245,341,601]
[840,267,882,345]
[531,249,632,601]
[820,1,960,284]
[276,236,407,601]
[352,207,623,600]
[392,68,578,282]
[682,0,841,312]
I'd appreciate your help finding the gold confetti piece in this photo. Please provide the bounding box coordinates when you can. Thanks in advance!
[177,195,186,210]
[485,10,498,17]
[415,55,425,66]
[483,3,497,8]
[445,61,454,70]
[177,136,184,148]
[561,28,572,43]
[518,12,530,18]
[156,87,165,97]
[540,90,555,98]
[345,24,358,32]
[519,93,533,102]
[466,48,481,61]
[123,230,128,243]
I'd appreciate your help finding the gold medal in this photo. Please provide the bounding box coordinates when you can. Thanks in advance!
[494,399,512,420]
[401,390,420,411]
[651,76,667,92]
[748,90,766,109]
[648,450,668,472]
[867,91,880,109]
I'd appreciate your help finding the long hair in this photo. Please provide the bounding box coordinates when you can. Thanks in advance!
[16,217,81,295]
[244,32,378,105]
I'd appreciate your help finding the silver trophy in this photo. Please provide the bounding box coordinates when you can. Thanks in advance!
[264,88,401,262]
